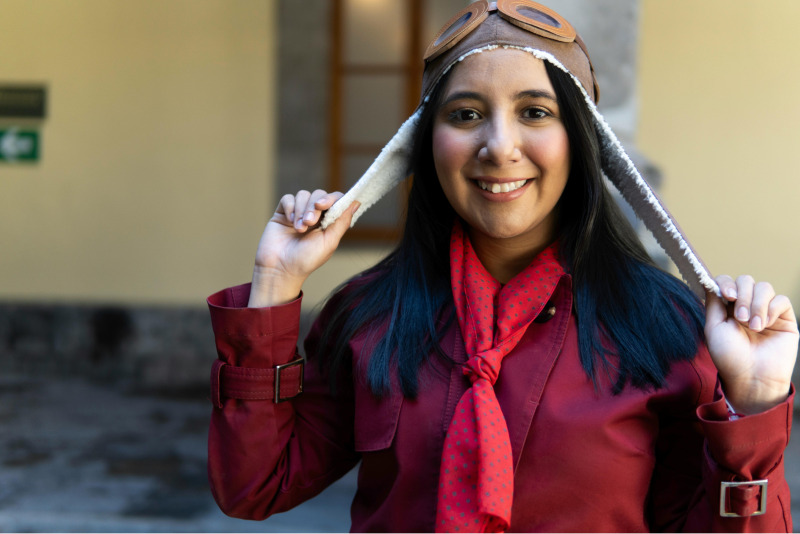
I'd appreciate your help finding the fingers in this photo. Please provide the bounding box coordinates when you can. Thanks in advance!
[705,289,728,332]
[715,274,793,333]
[295,189,324,228]
[292,190,311,231]
[302,190,344,229]
[749,281,776,332]
[313,191,344,212]
[323,200,360,243]
[715,274,738,301]
[732,275,755,324]
[275,190,346,232]
[766,294,797,329]
[275,194,296,226]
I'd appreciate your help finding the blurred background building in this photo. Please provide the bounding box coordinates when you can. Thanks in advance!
[0,0,798,531]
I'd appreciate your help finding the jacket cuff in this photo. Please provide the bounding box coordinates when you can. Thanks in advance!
[698,383,793,518]
[207,283,303,368]
[698,382,794,478]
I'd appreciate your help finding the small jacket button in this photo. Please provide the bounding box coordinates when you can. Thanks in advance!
[534,305,556,323]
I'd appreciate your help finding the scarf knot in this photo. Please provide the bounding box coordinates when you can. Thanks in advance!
[463,349,503,384]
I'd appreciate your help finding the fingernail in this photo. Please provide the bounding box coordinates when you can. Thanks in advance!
[288,212,294,222]
[736,307,749,321]
[750,316,762,331]
[304,212,314,223]
[352,201,361,212]
[726,288,737,300]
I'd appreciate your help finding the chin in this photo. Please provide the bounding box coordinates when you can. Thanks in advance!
[470,217,533,240]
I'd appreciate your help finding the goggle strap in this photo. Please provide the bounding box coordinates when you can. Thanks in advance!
[574,33,600,102]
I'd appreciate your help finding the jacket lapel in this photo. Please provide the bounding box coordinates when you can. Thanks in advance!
[442,320,468,433]
[493,275,573,470]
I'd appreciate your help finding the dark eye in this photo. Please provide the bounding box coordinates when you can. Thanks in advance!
[451,109,481,122]
[523,108,549,119]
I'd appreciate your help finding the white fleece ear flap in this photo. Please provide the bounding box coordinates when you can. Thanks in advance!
[320,107,423,230]
[595,121,720,299]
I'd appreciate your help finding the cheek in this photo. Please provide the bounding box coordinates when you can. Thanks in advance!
[432,126,474,180]
[525,127,570,187]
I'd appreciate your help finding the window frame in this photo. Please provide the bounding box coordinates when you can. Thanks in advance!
[327,0,424,242]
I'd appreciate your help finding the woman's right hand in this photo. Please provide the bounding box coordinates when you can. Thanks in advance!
[248,189,359,308]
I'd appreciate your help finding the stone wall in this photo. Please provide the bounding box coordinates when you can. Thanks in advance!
[0,301,322,391]
[276,0,332,197]
[0,304,217,393]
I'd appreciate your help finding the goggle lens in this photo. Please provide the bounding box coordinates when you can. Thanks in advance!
[515,5,561,29]
[435,12,474,47]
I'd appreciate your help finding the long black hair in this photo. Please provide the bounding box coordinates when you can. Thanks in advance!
[314,60,705,397]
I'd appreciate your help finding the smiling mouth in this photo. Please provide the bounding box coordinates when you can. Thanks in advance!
[472,179,530,194]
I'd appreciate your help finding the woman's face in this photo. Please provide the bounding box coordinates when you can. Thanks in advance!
[432,49,570,241]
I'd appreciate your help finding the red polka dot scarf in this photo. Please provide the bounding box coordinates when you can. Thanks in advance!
[435,219,565,533]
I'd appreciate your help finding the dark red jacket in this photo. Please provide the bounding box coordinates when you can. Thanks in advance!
[207,277,793,532]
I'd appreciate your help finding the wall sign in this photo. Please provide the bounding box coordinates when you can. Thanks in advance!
[0,128,39,162]
[0,86,46,118]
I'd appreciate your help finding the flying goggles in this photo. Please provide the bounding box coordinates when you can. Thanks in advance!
[426,0,577,62]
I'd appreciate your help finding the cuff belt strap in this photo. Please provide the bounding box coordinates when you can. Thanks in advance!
[210,357,304,408]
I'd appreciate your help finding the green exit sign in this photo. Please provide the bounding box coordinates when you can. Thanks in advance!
[0,128,39,163]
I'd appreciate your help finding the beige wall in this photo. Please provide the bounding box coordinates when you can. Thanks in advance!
[17,0,797,312]
[0,0,276,306]
[638,0,800,302]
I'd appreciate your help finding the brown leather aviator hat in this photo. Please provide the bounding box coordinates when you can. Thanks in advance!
[321,0,719,298]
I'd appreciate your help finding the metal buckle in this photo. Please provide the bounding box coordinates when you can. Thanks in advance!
[720,480,768,517]
[274,357,304,403]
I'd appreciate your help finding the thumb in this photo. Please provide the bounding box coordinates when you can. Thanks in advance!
[323,200,360,244]
[705,291,728,332]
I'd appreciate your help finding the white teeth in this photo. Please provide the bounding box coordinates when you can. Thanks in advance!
[476,179,527,194]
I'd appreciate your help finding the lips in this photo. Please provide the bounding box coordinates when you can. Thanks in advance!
[469,177,533,202]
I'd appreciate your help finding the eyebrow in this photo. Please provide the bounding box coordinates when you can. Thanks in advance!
[517,89,557,101]
[441,89,557,106]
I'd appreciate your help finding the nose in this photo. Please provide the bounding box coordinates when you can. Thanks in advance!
[478,116,522,166]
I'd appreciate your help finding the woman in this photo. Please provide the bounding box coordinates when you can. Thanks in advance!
[206,1,798,531]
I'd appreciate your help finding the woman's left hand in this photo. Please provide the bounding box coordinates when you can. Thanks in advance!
[705,275,799,415]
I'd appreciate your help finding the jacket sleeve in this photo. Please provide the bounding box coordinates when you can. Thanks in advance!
[648,346,793,532]
[206,283,360,520]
